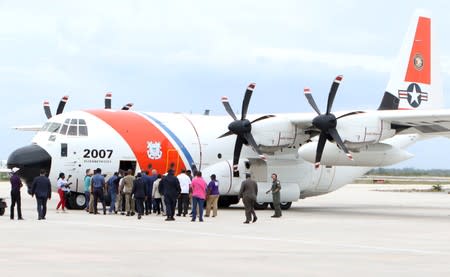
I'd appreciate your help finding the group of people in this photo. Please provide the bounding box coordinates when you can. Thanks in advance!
[8,166,283,223]
[82,167,221,221]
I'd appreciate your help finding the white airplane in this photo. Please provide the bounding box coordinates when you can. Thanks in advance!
[6,11,450,210]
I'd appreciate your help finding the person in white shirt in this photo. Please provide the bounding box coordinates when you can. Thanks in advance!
[176,169,191,217]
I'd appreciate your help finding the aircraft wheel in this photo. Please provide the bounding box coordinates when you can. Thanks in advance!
[254,202,268,210]
[280,202,292,210]
[69,193,87,210]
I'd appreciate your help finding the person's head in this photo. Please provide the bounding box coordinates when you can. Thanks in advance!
[181,168,186,173]
[186,170,192,176]
[271,173,277,180]
[144,170,150,175]
[210,174,216,180]
[114,172,119,176]
[157,174,162,179]
[167,169,175,175]
[127,169,133,175]
[136,172,142,178]
[40,169,47,176]
[96,168,102,174]
[151,169,157,175]
[85,169,91,175]
[245,173,251,179]
[196,171,202,177]
[59,172,65,179]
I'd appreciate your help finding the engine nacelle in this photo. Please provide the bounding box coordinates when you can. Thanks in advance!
[298,141,413,167]
[251,116,296,152]
[337,113,395,150]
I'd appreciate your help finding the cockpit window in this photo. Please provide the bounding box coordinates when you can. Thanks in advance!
[79,125,88,136]
[68,125,77,136]
[40,122,50,131]
[70,119,78,124]
[48,123,61,133]
[60,124,68,135]
[64,119,70,124]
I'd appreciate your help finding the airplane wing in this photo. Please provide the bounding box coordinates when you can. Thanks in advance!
[13,125,42,132]
[377,109,450,137]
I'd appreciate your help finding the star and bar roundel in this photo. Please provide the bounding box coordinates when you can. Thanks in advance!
[398,83,428,108]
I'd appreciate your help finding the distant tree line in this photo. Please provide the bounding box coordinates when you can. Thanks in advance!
[367,168,450,177]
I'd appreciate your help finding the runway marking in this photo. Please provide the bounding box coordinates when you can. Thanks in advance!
[46,220,449,256]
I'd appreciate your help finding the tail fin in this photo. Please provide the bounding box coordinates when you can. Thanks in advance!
[378,10,443,110]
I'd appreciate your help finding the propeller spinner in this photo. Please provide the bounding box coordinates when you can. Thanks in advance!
[304,75,354,169]
[219,83,273,177]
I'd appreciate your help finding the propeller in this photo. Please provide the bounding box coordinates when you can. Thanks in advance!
[303,75,354,169]
[219,83,274,176]
[43,96,69,119]
[104,92,133,110]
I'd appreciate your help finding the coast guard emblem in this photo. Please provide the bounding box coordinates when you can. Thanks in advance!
[147,141,162,160]
[413,53,424,71]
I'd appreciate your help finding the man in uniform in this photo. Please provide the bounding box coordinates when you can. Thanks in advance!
[159,169,181,221]
[9,167,23,220]
[31,169,52,220]
[266,173,282,218]
[238,173,258,224]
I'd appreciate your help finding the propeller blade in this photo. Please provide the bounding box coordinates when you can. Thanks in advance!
[326,75,343,114]
[241,83,255,120]
[304,88,321,115]
[243,132,262,155]
[328,128,353,160]
[43,101,52,119]
[233,137,244,172]
[105,92,112,109]
[217,130,233,139]
[121,103,133,110]
[250,114,275,124]
[221,96,237,120]
[56,96,69,115]
[336,111,365,119]
[315,133,327,169]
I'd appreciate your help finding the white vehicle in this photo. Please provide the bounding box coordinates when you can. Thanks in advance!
[7,11,450,209]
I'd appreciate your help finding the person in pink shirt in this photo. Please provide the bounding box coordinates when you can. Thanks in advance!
[190,171,207,222]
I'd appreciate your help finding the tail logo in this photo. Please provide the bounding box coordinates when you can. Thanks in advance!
[147,141,162,160]
[398,83,428,108]
[413,54,424,71]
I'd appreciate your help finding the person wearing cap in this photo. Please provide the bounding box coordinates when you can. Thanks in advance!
[205,174,220,217]
[238,173,258,224]
[266,173,282,218]
[31,169,51,220]
[9,167,24,220]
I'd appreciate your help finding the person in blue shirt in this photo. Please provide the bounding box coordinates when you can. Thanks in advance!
[107,172,119,214]
[91,168,106,215]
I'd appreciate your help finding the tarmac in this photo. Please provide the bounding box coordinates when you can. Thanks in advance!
[0,182,449,277]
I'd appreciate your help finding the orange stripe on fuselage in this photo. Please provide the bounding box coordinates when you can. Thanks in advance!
[86,109,185,174]
[404,16,431,85]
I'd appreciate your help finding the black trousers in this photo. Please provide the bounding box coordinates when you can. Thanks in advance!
[164,196,176,218]
[144,197,152,214]
[36,197,48,219]
[135,197,145,216]
[93,189,106,214]
[10,191,22,219]
[177,193,189,216]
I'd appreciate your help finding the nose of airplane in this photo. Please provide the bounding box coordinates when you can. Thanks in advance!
[7,144,52,189]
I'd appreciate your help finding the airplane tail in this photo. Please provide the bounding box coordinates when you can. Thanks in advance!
[378,11,444,110]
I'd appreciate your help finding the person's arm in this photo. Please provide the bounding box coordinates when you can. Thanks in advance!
[47,179,52,199]
[31,178,36,197]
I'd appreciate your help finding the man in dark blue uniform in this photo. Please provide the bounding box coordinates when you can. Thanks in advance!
[159,169,181,221]
[31,169,52,220]
[9,167,23,220]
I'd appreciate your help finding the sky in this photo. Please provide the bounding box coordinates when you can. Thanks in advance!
[1,0,450,169]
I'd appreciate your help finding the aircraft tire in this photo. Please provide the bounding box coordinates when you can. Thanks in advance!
[69,193,87,210]
[254,202,268,210]
[280,202,292,210]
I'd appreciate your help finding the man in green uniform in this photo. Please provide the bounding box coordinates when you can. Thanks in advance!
[239,173,258,224]
[266,173,281,218]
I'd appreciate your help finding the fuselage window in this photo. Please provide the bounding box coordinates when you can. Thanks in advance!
[48,123,61,133]
[68,125,77,136]
[61,143,68,157]
[60,124,68,135]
